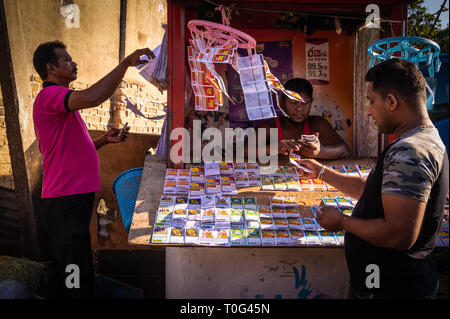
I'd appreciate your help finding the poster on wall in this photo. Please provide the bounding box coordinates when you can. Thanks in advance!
[305,38,329,85]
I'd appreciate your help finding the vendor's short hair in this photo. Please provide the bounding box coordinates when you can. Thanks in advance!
[33,41,67,81]
[283,78,313,100]
[365,58,427,105]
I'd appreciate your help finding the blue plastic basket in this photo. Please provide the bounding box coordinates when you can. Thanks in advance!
[112,167,143,233]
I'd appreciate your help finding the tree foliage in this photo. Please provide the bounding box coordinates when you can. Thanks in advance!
[408,0,449,53]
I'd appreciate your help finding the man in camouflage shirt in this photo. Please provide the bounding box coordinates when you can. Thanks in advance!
[298,59,448,298]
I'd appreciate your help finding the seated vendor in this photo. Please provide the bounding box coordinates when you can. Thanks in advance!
[259,78,349,159]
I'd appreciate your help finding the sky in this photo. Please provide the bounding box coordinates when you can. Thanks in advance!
[423,0,449,28]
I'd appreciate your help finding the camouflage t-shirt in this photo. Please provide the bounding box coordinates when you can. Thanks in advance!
[382,125,447,202]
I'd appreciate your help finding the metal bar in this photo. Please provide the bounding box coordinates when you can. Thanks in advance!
[119,0,127,62]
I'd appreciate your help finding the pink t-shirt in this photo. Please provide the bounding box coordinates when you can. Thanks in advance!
[33,83,101,198]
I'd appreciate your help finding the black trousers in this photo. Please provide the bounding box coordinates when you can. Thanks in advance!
[42,192,95,299]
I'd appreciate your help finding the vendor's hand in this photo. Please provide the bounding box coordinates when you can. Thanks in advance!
[104,126,130,144]
[278,139,303,156]
[296,158,323,179]
[298,132,320,158]
[316,206,345,232]
[123,48,155,67]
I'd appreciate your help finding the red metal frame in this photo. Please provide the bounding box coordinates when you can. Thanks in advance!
[168,0,186,167]
[167,0,410,162]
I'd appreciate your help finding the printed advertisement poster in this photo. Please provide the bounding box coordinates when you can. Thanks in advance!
[305,38,329,85]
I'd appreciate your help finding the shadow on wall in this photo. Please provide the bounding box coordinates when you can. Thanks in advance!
[88,130,160,251]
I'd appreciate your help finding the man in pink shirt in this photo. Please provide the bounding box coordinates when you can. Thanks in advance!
[32,41,154,298]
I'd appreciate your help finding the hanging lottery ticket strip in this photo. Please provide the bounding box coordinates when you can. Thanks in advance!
[188,39,236,111]
[187,18,305,119]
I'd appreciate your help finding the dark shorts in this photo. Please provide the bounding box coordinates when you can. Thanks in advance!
[42,192,95,299]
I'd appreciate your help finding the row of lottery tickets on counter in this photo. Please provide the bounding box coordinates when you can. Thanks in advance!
[150,195,354,246]
[163,162,372,196]
[150,194,449,247]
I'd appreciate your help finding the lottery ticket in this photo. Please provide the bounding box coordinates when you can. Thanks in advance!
[275,230,292,245]
[219,162,234,175]
[261,176,275,190]
[199,228,216,246]
[311,179,327,191]
[215,229,231,246]
[356,164,371,177]
[340,208,353,217]
[169,227,185,244]
[273,218,289,230]
[304,231,322,246]
[246,228,262,245]
[184,227,200,244]
[285,207,301,218]
[290,230,307,245]
[334,231,345,245]
[299,179,315,191]
[336,196,354,208]
[301,218,319,231]
[322,197,338,207]
[151,226,170,243]
[258,206,273,218]
[271,206,287,219]
[260,217,275,230]
[285,176,301,191]
[244,209,260,222]
[261,229,277,245]
[344,165,361,177]
[319,231,339,246]
[230,209,245,224]
[243,197,258,210]
[230,197,244,209]
[215,195,231,208]
[235,172,250,188]
[248,172,262,186]
[287,217,303,230]
[230,227,246,245]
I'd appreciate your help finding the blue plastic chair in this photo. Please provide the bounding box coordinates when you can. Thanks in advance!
[112,167,143,233]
